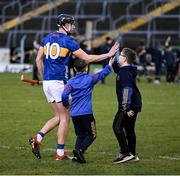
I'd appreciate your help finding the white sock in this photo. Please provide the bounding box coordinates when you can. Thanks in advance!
[57,149,64,156]
[37,134,43,143]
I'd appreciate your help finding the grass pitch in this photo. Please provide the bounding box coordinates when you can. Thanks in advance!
[0,72,180,175]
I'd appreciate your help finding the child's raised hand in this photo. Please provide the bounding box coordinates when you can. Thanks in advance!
[108,42,119,58]
[108,56,115,67]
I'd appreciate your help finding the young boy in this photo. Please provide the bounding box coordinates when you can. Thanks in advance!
[112,48,142,164]
[62,57,114,163]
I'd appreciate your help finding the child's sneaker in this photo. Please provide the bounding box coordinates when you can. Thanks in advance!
[29,136,41,159]
[129,155,139,162]
[72,149,86,163]
[55,151,69,160]
[113,153,134,164]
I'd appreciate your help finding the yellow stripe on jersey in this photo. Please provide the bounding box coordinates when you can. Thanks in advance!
[72,48,81,54]
[60,48,69,57]
[44,46,47,55]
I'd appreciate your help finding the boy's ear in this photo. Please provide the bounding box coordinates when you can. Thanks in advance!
[74,67,77,72]
[85,66,89,72]
[124,57,128,62]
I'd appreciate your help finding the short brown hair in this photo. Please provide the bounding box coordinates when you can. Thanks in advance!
[74,59,88,72]
[121,48,136,64]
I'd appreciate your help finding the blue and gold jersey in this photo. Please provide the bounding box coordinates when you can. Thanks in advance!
[41,32,80,80]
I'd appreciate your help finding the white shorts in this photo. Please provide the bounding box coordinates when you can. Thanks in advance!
[43,80,65,103]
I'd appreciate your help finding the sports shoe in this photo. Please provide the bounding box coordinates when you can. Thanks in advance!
[129,155,139,162]
[72,149,86,163]
[29,136,41,159]
[55,151,70,160]
[153,80,160,84]
[72,157,79,163]
[113,153,134,164]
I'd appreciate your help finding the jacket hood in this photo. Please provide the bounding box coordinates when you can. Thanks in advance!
[121,65,137,78]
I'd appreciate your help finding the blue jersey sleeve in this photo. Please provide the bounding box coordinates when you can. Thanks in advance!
[122,87,133,112]
[120,70,134,112]
[91,65,111,85]
[62,82,72,108]
[66,37,80,52]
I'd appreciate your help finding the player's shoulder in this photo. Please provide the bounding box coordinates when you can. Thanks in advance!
[66,77,74,85]
[87,73,96,82]
[41,32,53,42]
[56,33,76,43]
[44,32,54,38]
[66,35,76,42]
[44,31,62,38]
[68,75,79,82]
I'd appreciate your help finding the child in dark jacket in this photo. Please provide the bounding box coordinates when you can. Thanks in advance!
[62,57,114,163]
[112,48,142,164]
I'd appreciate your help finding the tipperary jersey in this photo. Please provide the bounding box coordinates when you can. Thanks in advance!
[41,32,80,81]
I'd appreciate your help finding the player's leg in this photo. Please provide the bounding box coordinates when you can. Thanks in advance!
[112,111,134,163]
[56,102,70,144]
[29,81,52,159]
[77,115,96,152]
[124,112,137,156]
[112,111,129,154]
[29,81,61,159]
[29,102,61,159]
[72,117,86,150]
[73,115,96,163]
[31,81,61,143]
[72,116,86,163]
[39,103,61,136]
[124,112,139,161]
[55,102,70,160]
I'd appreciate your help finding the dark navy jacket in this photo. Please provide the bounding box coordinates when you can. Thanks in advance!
[112,60,142,112]
[62,65,111,117]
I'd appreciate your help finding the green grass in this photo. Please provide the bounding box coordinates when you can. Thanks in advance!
[0,72,180,175]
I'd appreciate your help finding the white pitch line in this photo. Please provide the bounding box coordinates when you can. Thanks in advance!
[0,145,113,156]
[0,145,59,152]
[43,148,55,152]
[0,145,55,151]
[158,155,180,160]
[0,145,10,149]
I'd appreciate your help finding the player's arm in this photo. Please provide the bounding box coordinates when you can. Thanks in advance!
[92,57,114,84]
[36,46,44,79]
[122,87,134,117]
[137,48,146,57]
[122,86,133,112]
[62,84,72,108]
[112,56,121,73]
[73,43,119,63]
[121,71,134,116]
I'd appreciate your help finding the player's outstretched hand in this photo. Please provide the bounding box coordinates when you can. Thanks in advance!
[108,42,119,58]
[109,56,115,67]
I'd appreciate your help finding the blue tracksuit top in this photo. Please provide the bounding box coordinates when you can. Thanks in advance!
[112,59,142,112]
[62,65,112,117]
